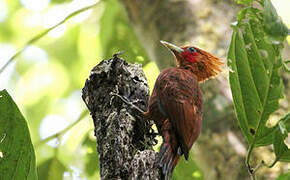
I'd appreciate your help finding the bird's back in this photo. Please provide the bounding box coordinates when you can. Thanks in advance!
[146,67,203,179]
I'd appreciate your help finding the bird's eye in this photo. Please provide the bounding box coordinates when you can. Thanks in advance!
[187,47,197,53]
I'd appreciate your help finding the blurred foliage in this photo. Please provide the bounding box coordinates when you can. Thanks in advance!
[51,0,71,4]
[237,0,254,5]
[38,157,67,180]
[100,0,150,65]
[172,152,204,180]
[263,0,289,39]
[276,172,290,180]
[81,132,100,179]
[227,0,290,178]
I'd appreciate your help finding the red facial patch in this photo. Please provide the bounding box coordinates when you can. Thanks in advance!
[181,49,198,63]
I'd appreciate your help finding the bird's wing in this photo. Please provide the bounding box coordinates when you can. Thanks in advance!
[156,70,202,160]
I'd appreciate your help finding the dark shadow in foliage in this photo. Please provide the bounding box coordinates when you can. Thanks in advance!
[37,157,67,180]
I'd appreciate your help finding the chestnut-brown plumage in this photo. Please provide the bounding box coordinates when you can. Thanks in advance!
[144,41,223,179]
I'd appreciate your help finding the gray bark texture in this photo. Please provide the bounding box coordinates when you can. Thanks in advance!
[82,55,160,180]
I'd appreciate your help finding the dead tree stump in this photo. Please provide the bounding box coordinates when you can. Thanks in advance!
[82,55,160,179]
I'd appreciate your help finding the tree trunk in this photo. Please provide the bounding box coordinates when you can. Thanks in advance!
[82,55,161,179]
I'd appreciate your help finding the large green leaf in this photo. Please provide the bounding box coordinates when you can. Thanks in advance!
[0,90,37,180]
[100,0,150,65]
[227,2,287,147]
[37,157,66,180]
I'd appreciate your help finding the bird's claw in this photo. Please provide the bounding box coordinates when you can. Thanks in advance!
[110,92,145,114]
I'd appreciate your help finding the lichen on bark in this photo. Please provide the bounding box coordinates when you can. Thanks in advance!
[82,55,160,179]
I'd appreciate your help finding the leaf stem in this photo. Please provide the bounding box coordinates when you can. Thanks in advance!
[0,1,101,74]
[249,156,279,177]
[246,142,256,179]
[265,158,278,168]
[35,110,89,147]
[246,143,254,171]
[252,160,264,173]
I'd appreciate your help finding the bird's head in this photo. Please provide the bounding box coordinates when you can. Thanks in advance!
[160,40,223,82]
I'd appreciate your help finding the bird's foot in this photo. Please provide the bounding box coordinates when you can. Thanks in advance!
[110,92,145,114]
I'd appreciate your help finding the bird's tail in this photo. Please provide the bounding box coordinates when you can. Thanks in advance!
[159,131,181,180]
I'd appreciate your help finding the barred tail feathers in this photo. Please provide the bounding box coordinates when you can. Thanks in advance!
[159,131,181,180]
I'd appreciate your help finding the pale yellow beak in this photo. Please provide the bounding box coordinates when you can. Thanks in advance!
[160,40,184,54]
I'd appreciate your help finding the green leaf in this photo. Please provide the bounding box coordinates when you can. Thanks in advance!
[227,6,287,147]
[263,0,289,39]
[280,112,290,132]
[100,0,150,65]
[273,114,290,162]
[37,157,66,180]
[273,122,290,162]
[0,90,37,180]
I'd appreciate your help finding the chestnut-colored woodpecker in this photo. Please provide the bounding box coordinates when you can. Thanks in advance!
[144,41,223,179]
